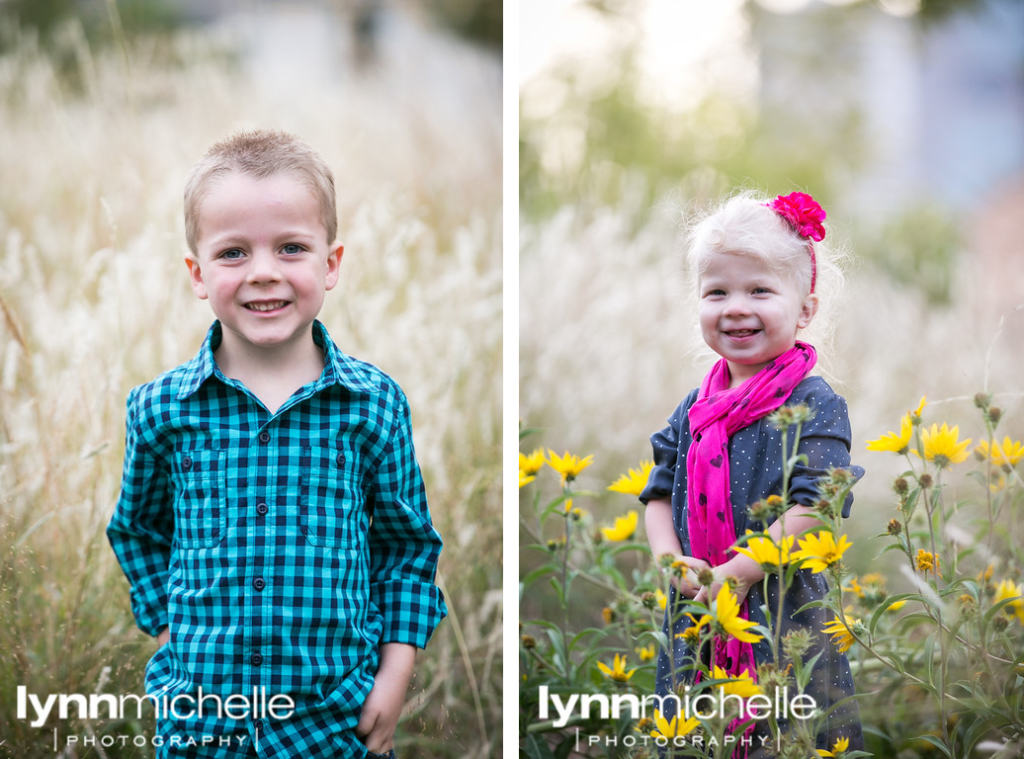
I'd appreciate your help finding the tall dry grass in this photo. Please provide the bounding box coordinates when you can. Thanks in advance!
[519,185,1024,565]
[0,9,500,758]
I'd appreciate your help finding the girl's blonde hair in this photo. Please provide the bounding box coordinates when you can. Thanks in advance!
[683,189,849,362]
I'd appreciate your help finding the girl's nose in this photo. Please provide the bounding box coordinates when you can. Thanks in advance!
[722,295,750,317]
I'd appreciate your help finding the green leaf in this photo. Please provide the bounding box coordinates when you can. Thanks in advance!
[913,733,954,758]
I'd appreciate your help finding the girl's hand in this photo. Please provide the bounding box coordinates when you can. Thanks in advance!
[692,556,760,607]
[673,556,712,598]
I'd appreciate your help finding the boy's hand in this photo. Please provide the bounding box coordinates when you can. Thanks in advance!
[156,628,170,647]
[356,643,415,754]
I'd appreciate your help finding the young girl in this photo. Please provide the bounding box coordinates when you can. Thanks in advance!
[639,191,864,752]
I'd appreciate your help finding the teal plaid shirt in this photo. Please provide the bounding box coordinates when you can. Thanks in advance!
[107,321,446,757]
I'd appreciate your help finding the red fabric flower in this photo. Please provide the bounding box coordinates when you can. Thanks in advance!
[768,192,826,242]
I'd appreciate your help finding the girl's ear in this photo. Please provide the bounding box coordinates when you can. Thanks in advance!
[797,293,819,329]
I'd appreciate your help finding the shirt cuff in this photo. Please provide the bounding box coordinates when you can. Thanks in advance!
[130,573,169,638]
[372,579,447,648]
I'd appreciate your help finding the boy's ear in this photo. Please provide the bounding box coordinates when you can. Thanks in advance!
[185,256,209,300]
[324,242,344,291]
[797,293,819,329]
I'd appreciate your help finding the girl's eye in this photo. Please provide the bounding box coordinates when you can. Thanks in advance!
[282,244,303,255]
[705,289,726,297]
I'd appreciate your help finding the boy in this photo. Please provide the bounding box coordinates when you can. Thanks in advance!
[107,129,447,759]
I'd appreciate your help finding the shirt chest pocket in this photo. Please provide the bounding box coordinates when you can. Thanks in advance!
[300,444,365,549]
[173,448,226,550]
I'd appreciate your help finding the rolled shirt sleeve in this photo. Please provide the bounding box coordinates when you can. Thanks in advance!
[788,390,864,518]
[367,392,447,648]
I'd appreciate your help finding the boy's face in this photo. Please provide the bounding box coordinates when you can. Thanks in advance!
[187,171,342,359]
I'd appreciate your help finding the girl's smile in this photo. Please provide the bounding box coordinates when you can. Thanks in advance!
[698,251,818,387]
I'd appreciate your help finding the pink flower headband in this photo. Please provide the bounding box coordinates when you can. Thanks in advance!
[765,191,826,293]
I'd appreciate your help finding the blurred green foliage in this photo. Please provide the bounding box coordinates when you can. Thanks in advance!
[430,0,501,50]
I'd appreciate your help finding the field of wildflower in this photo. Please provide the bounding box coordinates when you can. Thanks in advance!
[520,391,1024,756]
[0,6,500,758]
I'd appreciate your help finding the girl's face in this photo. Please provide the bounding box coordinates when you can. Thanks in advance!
[698,251,818,388]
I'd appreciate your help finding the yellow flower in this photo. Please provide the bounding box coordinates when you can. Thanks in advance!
[888,599,907,611]
[600,510,638,541]
[654,588,667,611]
[519,448,546,475]
[916,549,940,576]
[677,613,710,645]
[919,423,972,469]
[866,412,913,454]
[843,577,863,597]
[994,579,1024,623]
[822,617,857,653]
[547,449,594,485]
[650,709,700,739]
[976,437,1024,468]
[818,735,851,757]
[597,653,636,682]
[732,532,795,572]
[608,460,654,496]
[793,532,852,573]
[710,665,761,698]
[518,470,535,489]
[911,396,927,421]
[635,643,656,662]
[713,586,762,643]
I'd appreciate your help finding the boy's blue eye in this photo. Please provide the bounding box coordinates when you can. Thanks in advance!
[282,244,303,255]
[222,249,244,260]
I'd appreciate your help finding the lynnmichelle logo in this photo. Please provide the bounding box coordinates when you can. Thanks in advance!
[537,684,818,750]
[15,685,295,751]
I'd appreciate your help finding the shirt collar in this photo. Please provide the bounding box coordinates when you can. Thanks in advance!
[175,320,376,400]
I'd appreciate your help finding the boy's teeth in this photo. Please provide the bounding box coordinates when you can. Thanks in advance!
[247,301,287,312]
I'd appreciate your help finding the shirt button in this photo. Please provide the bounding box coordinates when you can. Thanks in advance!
[335,452,345,465]
[253,577,266,591]
[250,653,263,666]
[258,430,271,443]
[182,456,193,471]
[256,502,269,516]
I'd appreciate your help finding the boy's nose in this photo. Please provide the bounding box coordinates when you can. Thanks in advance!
[247,250,282,282]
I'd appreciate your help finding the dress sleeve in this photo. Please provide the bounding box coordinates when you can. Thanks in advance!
[367,391,447,648]
[788,388,864,518]
[639,395,692,505]
[106,388,174,637]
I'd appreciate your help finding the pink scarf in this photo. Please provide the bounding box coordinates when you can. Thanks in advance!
[686,341,817,682]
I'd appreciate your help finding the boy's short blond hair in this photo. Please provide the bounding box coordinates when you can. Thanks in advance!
[184,129,337,254]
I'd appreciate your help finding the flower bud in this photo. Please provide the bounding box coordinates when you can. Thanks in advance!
[748,500,771,521]
[657,553,677,568]
[887,519,902,536]
[521,635,536,649]
[602,606,616,624]
[989,406,1002,425]
[974,392,992,410]
[698,568,715,588]
[782,628,813,659]
[919,473,933,489]
[894,478,909,496]
[640,592,658,610]
[993,615,1009,632]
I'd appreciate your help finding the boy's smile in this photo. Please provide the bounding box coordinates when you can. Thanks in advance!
[698,251,817,388]
[187,171,342,364]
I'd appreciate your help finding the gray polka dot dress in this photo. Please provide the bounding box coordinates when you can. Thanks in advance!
[639,376,865,751]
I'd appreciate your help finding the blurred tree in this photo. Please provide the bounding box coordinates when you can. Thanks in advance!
[428,0,501,50]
